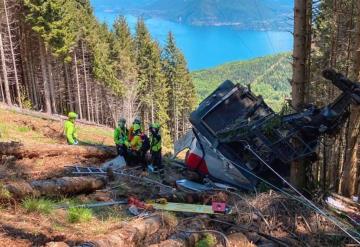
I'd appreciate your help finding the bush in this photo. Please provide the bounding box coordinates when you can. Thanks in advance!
[196,233,217,247]
[0,184,11,201]
[67,207,93,223]
[22,198,54,214]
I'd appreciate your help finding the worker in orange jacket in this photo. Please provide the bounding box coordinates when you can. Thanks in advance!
[128,123,143,167]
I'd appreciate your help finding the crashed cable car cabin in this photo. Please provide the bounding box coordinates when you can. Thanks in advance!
[186,69,360,190]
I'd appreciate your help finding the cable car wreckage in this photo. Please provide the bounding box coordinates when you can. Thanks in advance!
[65,69,360,243]
[71,68,360,193]
[177,69,360,190]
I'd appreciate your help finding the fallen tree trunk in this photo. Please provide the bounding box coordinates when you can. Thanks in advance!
[89,215,163,247]
[0,142,116,159]
[5,176,106,199]
[0,103,111,128]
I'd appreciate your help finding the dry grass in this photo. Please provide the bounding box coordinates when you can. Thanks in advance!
[0,108,113,146]
[229,190,348,247]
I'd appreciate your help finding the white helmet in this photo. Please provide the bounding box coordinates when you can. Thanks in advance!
[133,116,141,124]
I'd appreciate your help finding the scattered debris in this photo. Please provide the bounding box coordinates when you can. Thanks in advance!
[58,200,128,209]
[149,202,231,215]
[176,179,212,192]
[101,156,126,171]
[326,194,360,226]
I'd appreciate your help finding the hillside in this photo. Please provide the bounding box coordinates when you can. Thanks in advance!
[90,0,293,30]
[0,106,348,247]
[191,53,292,111]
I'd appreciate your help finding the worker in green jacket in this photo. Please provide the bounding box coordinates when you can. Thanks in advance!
[128,123,143,167]
[149,123,163,177]
[114,118,129,160]
[64,112,78,145]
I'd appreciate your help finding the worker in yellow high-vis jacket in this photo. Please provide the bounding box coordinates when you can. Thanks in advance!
[64,112,78,145]
[114,118,129,160]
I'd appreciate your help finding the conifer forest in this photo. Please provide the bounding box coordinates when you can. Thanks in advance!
[0,0,196,145]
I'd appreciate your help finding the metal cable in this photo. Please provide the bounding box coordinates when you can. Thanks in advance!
[244,143,360,244]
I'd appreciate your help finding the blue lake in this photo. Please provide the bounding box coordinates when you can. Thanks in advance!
[94,12,293,71]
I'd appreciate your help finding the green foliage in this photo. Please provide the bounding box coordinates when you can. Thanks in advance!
[196,233,217,247]
[22,1,197,141]
[20,87,33,110]
[0,184,11,201]
[23,0,122,95]
[191,53,292,111]
[134,19,174,143]
[67,207,93,223]
[22,198,55,214]
[17,126,31,133]
[162,32,197,141]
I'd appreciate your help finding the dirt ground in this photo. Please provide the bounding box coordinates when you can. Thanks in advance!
[0,108,356,247]
[0,108,120,246]
[0,108,114,179]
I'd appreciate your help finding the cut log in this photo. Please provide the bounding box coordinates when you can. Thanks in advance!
[89,215,162,247]
[0,142,116,159]
[5,176,106,199]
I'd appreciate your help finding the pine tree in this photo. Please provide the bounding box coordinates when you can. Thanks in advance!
[112,16,138,121]
[162,32,179,140]
[134,18,154,123]
[176,52,197,135]
[162,32,196,141]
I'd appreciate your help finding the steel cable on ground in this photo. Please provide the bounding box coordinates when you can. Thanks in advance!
[202,134,360,243]
[240,142,360,244]
[218,154,360,243]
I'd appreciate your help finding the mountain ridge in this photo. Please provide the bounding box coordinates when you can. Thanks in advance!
[91,0,294,30]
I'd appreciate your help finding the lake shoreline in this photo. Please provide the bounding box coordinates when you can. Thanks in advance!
[94,13,294,71]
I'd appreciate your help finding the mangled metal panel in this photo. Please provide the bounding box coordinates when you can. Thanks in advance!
[187,69,360,190]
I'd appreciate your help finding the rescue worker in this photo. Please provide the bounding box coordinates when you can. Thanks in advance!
[114,118,129,160]
[64,112,78,145]
[128,116,143,141]
[128,123,143,167]
[149,123,163,177]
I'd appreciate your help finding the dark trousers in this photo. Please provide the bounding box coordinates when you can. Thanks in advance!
[151,150,163,175]
[116,144,128,162]
[128,150,147,170]
[140,151,147,171]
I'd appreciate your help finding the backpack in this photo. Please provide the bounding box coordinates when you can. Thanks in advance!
[141,134,150,152]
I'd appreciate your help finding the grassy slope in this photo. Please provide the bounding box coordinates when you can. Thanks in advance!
[0,107,113,146]
[191,53,292,111]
